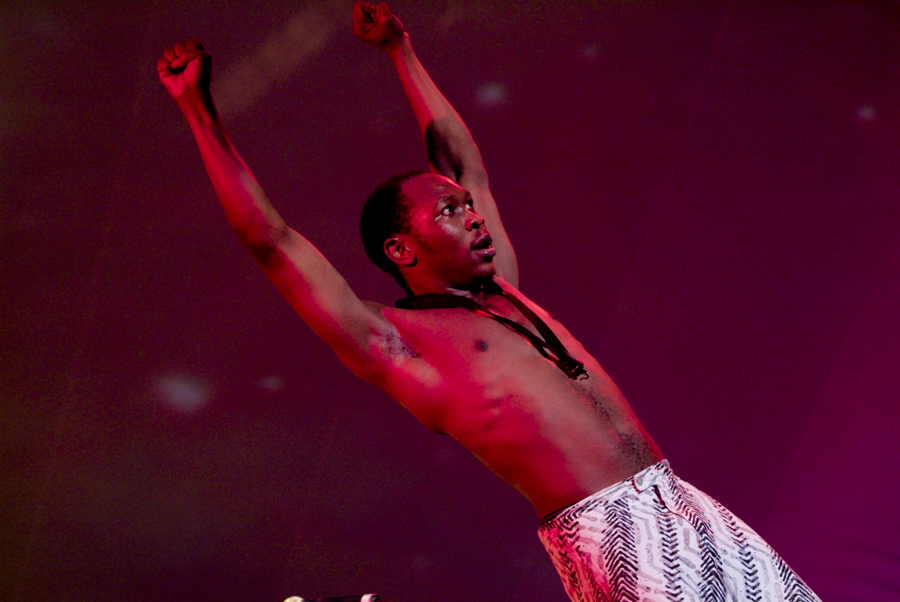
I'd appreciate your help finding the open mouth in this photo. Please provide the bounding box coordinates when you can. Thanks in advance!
[472,234,493,250]
[472,234,496,258]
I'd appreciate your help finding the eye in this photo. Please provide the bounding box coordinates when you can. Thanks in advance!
[466,198,474,209]
[441,204,455,215]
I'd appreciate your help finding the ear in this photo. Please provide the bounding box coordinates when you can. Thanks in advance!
[384,235,417,267]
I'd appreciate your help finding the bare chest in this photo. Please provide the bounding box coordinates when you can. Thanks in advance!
[392,307,540,376]
[389,295,576,377]
[373,297,664,510]
[379,300,603,430]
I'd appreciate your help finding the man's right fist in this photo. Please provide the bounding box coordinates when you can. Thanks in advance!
[352,2,405,51]
[157,39,212,101]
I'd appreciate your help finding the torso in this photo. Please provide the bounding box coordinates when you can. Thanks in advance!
[376,279,663,518]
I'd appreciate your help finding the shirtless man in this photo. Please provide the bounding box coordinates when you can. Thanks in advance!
[158,3,820,600]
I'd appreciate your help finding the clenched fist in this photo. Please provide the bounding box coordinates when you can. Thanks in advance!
[352,2,405,51]
[157,39,212,101]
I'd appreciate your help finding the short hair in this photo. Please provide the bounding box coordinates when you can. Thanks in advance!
[360,169,426,292]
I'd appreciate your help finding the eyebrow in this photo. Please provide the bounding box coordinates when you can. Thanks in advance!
[431,191,472,212]
[432,194,455,210]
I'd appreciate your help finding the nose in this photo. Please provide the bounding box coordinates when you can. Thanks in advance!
[466,209,484,230]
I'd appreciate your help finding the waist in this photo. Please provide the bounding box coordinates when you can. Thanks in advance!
[540,459,672,525]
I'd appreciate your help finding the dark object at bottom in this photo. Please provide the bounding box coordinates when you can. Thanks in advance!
[284,594,381,602]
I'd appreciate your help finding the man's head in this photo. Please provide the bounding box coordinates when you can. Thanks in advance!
[360,171,496,294]
[360,169,424,293]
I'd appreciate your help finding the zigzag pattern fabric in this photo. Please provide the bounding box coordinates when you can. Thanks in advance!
[537,461,820,602]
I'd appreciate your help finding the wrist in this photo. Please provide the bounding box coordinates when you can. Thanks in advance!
[385,32,412,61]
[176,87,216,120]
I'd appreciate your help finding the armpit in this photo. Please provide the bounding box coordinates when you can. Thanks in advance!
[376,330,421,359]
[361,300,420,359]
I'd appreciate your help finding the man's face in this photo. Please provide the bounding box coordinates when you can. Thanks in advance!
[399,173,496,289]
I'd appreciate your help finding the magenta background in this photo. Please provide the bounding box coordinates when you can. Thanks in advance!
[3,1,900,601]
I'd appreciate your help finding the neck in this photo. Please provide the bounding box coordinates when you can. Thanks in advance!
[406,276,495,299]
[445,285,486,304]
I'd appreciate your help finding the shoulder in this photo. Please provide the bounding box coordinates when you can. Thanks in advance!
[490,277,560,325]
[493,276,536,307]
[493,276,517,293]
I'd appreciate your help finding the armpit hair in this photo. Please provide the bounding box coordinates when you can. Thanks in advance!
[378,331,421,359]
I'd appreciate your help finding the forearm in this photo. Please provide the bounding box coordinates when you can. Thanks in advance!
[177,89,287,256]
[387,34,487,185]
[175,88,392,378]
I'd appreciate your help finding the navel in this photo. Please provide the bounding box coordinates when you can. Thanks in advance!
[475,340,489,352]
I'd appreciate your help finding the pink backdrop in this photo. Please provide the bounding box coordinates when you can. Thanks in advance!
[3,1,899,600]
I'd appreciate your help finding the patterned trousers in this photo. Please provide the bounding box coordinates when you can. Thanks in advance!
[537,461,820,602]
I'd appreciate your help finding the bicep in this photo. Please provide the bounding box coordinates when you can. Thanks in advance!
[253,227,398,380]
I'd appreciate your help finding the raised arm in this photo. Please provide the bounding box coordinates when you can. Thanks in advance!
[352,2,519,287]
[157,40,397,383]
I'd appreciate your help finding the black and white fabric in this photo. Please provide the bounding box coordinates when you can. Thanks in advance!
[537,461,820,602]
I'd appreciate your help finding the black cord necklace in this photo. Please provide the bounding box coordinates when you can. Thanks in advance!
[396,281,588,380]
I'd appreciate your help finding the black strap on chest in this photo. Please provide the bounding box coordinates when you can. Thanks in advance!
[395,282,588,380]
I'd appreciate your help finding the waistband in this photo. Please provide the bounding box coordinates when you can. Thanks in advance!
[540,459,672,526]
